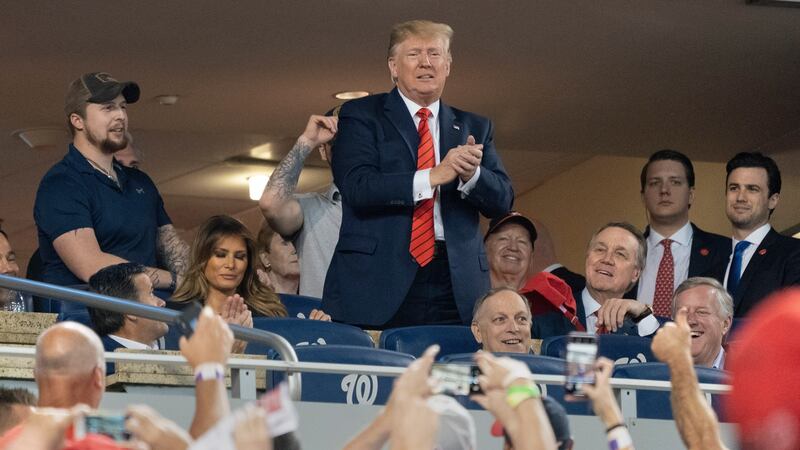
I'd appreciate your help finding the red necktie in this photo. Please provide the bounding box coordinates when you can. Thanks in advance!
[410,108,436,267]
[652,238,674,317]
[592,311,609,334]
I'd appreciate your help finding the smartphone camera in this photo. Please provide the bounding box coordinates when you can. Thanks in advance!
[431,363,482,396]
[74,413,130,442]
[564,331,598,398]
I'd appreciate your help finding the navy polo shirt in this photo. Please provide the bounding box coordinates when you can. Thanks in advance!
[34,144,171,287]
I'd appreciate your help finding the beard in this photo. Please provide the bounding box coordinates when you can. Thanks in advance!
[87,127,129,154]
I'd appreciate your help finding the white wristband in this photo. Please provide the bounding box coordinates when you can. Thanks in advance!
[194,363,225,382]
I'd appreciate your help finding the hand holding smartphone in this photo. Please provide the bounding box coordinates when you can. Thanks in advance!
[564,331,598,399]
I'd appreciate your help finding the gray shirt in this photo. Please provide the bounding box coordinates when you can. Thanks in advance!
[295,184,342,298]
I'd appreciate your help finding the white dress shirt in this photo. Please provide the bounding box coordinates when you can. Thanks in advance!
[723,223,771,288]
[711,347,725,370]
[581,288,660,336]
[637,222,693,305]
[108,334,159,350]
[399,90,480,240]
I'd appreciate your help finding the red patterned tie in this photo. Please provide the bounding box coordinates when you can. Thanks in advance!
[652,238,674,317]
[410,107,436,267]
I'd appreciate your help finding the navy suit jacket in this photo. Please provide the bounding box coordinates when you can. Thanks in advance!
[101,335,125,375]
[322,88,514,326]
[550,265,586,293]
[711,227,800,318]
[626,223,731,301]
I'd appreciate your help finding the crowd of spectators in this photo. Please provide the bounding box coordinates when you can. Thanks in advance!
[0,15,799,450]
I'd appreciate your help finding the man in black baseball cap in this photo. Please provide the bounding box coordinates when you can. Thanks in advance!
[484,211,538,290]
[34,72,188,312]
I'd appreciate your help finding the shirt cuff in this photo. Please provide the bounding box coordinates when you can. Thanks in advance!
[457,166,481,194]
[636,315,660,336]
[413,169,434,202]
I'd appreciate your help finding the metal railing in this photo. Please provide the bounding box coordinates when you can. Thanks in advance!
[0,274,301,400]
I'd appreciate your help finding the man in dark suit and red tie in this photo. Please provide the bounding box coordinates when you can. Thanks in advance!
[626,150,730,317]
[322,19,514,328]
[716,152,800,317]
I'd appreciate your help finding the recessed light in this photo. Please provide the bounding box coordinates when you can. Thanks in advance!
[334,91,370,100]
[155,95,180,106]
[248,174,270,201]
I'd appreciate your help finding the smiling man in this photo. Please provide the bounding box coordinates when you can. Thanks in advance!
[485,211,537,290]
[630,150,730,317]
[322,20,513,327]
[671,277,731,369]
[34,72,188,312]
[471,287,532,353]
[716,152,800,317]
[533,222,660,338]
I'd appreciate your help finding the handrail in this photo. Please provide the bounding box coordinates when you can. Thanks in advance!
[0,345,731,395]
[0,275,301,400]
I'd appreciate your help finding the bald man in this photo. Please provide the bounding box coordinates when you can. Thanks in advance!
[34,321,106,409]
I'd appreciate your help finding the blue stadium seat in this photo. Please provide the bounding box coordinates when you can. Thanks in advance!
[277,294,323,319]
[57,309,92,327]
[612,362,728,420]
[271,345,415,405]
[440,353,593,415]
[541,334,655,364]
[247,318,374,357]
[379,325,480,359]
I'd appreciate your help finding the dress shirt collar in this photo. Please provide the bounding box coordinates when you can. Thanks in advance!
[108,334,158,350]
[582,288,601,319]
[733,223,771,249]
[711,347,725,370]
[397,88,440,120]
[648,221,693,247]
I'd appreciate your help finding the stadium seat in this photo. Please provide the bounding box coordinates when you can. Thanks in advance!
[247,318,374,357]
[379,325,480,359]
[57,309,92,327]
[440,353,593,415]
[271,345,415,405]
[541,334,655,364]
[277,293,323,319]
[612,362,728,420]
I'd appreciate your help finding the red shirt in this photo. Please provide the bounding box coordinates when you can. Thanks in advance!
[0,423,123,450]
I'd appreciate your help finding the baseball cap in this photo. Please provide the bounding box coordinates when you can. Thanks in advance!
[484,211,538,243]
[490,396,571,450]
[65,72,140,117]
[726,288,800,449]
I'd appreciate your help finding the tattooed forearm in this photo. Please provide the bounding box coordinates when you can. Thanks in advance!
[265,140,314,203]
[157,224,190,276]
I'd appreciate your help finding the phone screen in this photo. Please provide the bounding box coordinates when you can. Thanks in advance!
[431,363,481,396]
[564,332,597,397]
[74,413,130,442]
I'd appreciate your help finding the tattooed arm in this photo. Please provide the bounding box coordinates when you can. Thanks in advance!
[259,115,338,236]
[157,224,190,276]
[53,227,176,289]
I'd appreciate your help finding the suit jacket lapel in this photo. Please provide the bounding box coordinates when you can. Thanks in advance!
[574,287,588,328]
[734,227,777,306]
[383,87,419,160]
[439,102,463,164]
[689,223,712,277]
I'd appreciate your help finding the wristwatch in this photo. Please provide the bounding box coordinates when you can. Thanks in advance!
[632,305,653,324]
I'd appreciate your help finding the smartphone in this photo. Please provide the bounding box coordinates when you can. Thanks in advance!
[175,301,203,338]
[74,412,130,442]
[431,363,482,396]
[564,332,597,397]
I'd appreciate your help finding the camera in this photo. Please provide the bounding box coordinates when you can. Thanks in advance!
[431,363,482,396]
[564,331,597,397]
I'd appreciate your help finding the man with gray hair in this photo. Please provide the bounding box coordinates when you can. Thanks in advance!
[672,277,732,369]
[533,222,659,338]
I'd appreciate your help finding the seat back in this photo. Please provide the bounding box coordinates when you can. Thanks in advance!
[542,334,655,364]
[247,318,373,357]
[612,362,728,419]
[271,345,415,405]
[379,325,480,359]
[440,353,593,415]
[57,309,93,327]
[277,294,323,319]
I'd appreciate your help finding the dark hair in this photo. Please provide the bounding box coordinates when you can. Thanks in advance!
[471,286,530,322]
[88,262,147,336]
[0,387,36,406]
[172,215,286,317]
[640,149,695,192]
[726,151,781,198]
